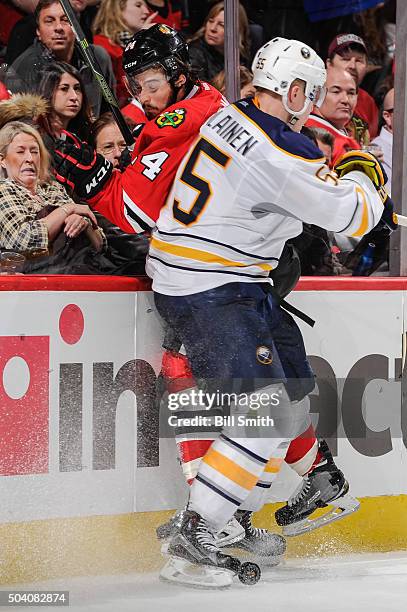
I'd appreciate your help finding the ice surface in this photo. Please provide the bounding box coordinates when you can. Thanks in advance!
[5,551,407,612]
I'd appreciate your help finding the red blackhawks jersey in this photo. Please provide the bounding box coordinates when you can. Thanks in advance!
[88,82,226,233]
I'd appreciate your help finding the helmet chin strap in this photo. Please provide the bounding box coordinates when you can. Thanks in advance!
[282,94,313,126]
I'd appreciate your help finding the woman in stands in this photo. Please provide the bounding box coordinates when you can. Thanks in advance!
[188,1,251,83]
[211,65,256,99]
[38,62,93,141]
[0,121,106,271]
[93,0,157,106]
[88,112,150,275]
[89,113,128,169]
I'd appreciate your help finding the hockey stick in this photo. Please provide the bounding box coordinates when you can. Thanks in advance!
[59,0,134,146]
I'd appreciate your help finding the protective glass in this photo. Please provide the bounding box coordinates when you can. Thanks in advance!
[311,85,327,108]
[126,73,169,99]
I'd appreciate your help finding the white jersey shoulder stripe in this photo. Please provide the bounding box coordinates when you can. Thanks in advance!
[233,104,326,164]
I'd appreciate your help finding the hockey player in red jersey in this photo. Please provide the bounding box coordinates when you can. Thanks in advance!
[53,24,226,232]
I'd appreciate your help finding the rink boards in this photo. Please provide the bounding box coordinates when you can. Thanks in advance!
[1,275,407,583]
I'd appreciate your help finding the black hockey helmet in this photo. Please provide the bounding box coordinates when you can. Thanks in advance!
[122,24,190,78]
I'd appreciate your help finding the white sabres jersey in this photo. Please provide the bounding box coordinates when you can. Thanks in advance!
[147,98,384,295]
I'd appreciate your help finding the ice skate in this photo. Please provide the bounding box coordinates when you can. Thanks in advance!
[157,509,245,552]
[226,510,286,566]
[159,510,261,588]
[275,440,360,537]
[156,509,186,540]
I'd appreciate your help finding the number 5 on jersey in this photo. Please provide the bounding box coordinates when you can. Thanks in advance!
[173,138,230,226]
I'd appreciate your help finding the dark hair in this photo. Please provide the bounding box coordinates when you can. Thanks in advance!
[212,65,253,95]
[188,1,251,61]
[89,112,138,148]
[37,62,93,139]
[35,0,60,25]
[306,126,335,150]
[89,113,116,147]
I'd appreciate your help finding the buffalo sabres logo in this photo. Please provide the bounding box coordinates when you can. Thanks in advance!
[256,345,273,365]
[156,108,186,128]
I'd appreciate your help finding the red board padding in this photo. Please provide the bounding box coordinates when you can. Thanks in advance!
[295,277,407,291]
[1,275,407,292]
[0,275,152,291]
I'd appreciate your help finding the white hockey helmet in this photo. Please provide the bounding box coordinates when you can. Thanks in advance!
[252,37,327,120]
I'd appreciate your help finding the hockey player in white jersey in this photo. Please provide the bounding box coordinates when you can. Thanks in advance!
[148,38,395,587]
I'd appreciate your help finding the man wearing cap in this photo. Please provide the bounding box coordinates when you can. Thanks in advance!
[327,33,379,139]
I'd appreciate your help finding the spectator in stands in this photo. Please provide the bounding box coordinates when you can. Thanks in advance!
[0,121,106,270]
[5,0,115,117]
[306,66,360,166]
[308,127,335,166]
[89,112,127,168]
[93,0,157,106]
[5,0,95,66]
[1,0,26,55]
[144,0,187,32]
[372,87,394,193]
[211,65,255,99]
[188,1,251,83]
[326,33,379,139]
[38,62,92,141]
[88,112,149,274]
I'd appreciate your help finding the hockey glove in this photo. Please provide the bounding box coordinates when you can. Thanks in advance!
[53,131,113,199]
[334,149,388,192]
[377,194,398,233]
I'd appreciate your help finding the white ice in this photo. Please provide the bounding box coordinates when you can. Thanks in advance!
[5,551,407,612]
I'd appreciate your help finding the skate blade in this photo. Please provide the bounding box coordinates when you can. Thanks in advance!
[282,493,360,537]
[160,540,170,555]
[159,556,233,589]
[253,554,284,567]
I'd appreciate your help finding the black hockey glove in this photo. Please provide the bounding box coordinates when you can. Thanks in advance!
[377,194,398,233]
[53,130,113,199]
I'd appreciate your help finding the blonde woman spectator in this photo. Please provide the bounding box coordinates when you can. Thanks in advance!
[188,2,251,83]
[211,65,255,99]
[93,0,157,105]
[0,121,107,272]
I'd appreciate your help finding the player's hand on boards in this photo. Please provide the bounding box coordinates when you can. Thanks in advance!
[53,130,113,200]
[333,149,388,191]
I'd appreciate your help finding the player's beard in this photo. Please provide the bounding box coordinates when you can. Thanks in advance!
[143,106,160,120]
[142,86,179,120]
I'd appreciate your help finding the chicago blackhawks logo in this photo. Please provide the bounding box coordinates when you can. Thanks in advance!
[156,108,186,128]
